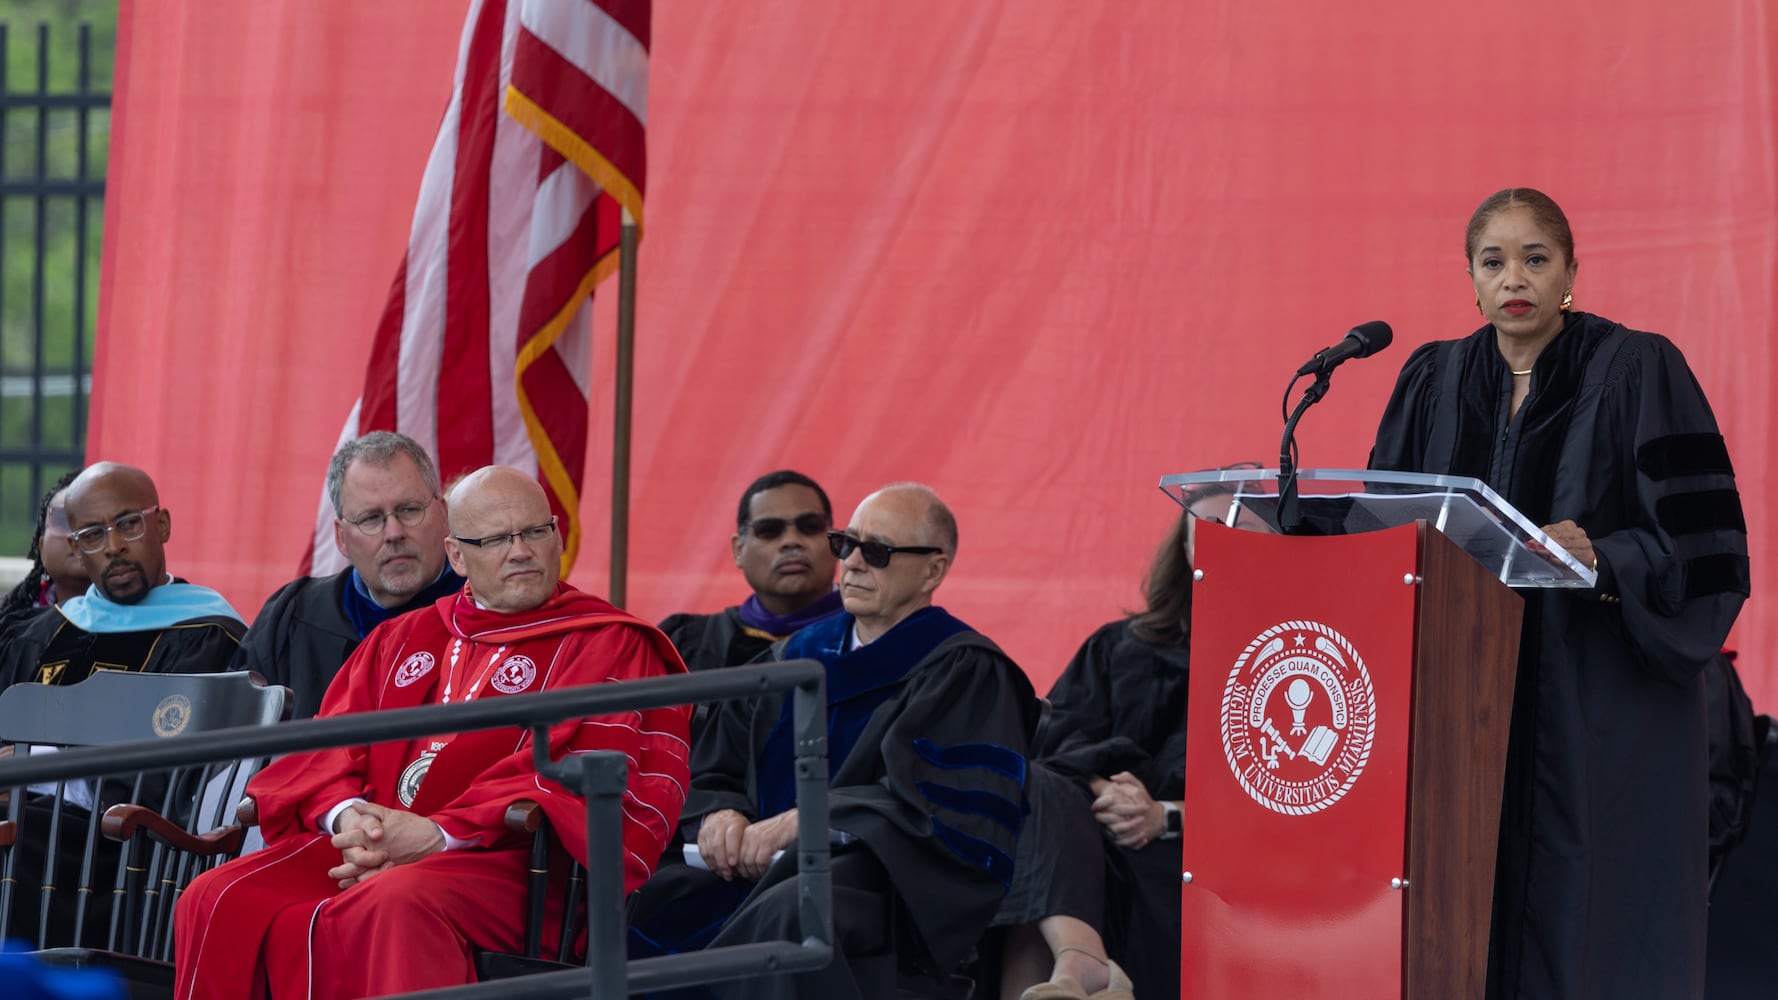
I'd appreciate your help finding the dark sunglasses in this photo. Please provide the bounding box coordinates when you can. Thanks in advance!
[746,513,829,541]
[826,531,943,569]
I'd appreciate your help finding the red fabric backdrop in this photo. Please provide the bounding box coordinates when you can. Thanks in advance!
[93,0,1776,702]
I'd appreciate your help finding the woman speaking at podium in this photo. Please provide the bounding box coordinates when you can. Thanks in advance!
[1369,188,1748,1000]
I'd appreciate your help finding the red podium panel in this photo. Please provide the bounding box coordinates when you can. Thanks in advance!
[1181,522,1421,997]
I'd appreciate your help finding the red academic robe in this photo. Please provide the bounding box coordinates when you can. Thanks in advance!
[173,583,689,1000]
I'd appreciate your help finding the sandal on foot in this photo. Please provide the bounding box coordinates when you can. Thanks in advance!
[1019,976,1091,1000]
[1050,946,1135,1000]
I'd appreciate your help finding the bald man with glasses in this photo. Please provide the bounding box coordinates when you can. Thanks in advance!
[0,462,244,693]
[233,432,463,718]
[174,465,690,999]
[629,482,1040,1000]
[657,469,845,673]
[0,462,245,948]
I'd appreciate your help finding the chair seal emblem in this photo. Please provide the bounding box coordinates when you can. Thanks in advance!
[153,694,194,738]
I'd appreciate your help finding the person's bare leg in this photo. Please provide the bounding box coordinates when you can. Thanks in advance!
[1000,923,1055,1000]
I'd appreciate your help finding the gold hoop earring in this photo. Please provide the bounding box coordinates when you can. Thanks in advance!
[1475,297,1484,316]
[1560,291,1573,311]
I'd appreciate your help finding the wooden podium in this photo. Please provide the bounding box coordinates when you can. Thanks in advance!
[1162,469,1596,999]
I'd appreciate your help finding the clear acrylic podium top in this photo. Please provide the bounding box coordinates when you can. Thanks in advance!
[1158,467,1597,590]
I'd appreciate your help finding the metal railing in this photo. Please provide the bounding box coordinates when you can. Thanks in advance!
[0,21,108,552]
[0,661,835,999]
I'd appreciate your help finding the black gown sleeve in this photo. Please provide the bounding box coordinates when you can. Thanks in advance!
[679,688,764,834]
[827,644,1036,868]
[1580,335,1749,683]
[1368,340,1445,472]
[1041,623,1135,782]
[229,578,305,684]
[152,618,245,675]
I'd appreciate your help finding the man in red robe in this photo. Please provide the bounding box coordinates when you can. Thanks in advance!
[173,466,690,999]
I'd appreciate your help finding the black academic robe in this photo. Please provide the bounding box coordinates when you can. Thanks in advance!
[0,604,51,658]
[1033,618,1189,1000]
[0,603,244,691]
[658,606,776,673]
[635,610,1038,1000]
[230,570,359,720]
[230,568,461,719]
[1370,311,1749,1000]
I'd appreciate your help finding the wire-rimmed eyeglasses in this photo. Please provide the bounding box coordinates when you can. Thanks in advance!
[341,497,438,535]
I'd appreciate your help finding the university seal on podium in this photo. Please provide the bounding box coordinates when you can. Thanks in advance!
[1219,620,1376,816]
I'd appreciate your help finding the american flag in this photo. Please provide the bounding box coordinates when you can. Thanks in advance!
[302,0,649,577]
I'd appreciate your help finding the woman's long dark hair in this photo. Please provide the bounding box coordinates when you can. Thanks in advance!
[1128,513,1194,647]
[1129,470,1253,647]
[2,468,83,617]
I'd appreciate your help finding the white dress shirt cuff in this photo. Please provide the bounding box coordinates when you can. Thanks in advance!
[322,797,368,834]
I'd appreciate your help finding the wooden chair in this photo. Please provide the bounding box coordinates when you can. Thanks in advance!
[0,670,290,990]
[471,801,589,981]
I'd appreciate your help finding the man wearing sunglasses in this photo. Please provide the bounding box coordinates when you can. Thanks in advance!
[175,465,691,998]
[634,483,1040,1000]
[658,470,843,673]
[0,462,245,947]
[232,432,464,718]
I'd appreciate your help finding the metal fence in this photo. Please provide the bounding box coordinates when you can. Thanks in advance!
[0,22,108,554]
[0,661,837,999]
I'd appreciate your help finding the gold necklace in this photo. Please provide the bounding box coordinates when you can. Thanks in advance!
[1510,368,1533,376]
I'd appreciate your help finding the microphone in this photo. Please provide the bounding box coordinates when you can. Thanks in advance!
[1294,321,1393,377]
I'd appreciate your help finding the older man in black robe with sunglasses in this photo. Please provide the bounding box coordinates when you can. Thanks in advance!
[629,482,1039,1000]
[657,470,844,673]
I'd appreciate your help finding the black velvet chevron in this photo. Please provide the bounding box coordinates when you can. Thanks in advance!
[1637,432,1734,481]
[1685,553,1752,600]
[1655,489,1747,536]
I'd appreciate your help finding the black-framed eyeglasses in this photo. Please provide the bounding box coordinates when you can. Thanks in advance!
[453,517,558,551]
[746,513,829,541]
[341,497,437,535]
[70,505,161,554]
[826,531,943,569]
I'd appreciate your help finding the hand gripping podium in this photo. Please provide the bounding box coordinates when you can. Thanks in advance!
[1158,469,1594,999]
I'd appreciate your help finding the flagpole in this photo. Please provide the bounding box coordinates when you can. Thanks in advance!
[609,207,639,607]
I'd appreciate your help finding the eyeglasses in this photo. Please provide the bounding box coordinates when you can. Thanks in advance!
[69,505,161,554]
[826,531,943,569]
[453,517,558,551]
[746,513,829,541]
[342,498,437,535]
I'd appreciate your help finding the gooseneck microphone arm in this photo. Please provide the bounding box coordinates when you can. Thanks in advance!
[1276,371,1330,534]
[1277,321,1393,535]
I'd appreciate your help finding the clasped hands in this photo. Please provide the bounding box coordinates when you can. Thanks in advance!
[1092,771,1164,850]
[697,808,798,882]
[328,800,445,888]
